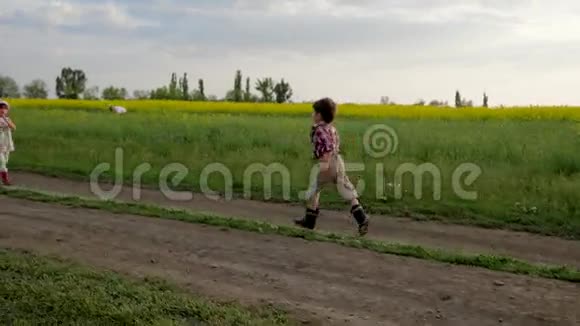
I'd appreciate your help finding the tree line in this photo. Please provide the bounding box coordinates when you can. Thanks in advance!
[0,76,49,99]
[454,90,489,108]
[0,68,293,104]
[147,70,292,103]
[1,68,490,107]
[382,90,490,108]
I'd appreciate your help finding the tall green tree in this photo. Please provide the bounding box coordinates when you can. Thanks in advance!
[455,90,462,108]
[168,73,178,99]
[483,92,489,108]
[244,77,252,102]
[273,79,293,104]
[233,70,243,102]
[255,78,274,102]
[56,67,87,99]
[179,73,189,100]
[102,86,128,100]
[23,79,48,99]
[197,79,206,101]
[0,75,21,98]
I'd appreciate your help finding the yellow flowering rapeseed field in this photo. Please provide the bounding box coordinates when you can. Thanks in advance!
[9,99,580,121]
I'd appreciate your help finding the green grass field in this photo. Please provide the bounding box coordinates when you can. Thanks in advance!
[8,103,580,238]
[0,249,292,325]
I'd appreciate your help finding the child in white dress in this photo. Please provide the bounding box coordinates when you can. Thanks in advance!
[0,100,16,185]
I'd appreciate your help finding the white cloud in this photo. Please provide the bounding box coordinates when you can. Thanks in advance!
[386,2,514,24]
[229,0,518,21]
[233,0,379,17]
[0,0,154,29]
[511,3,580,43]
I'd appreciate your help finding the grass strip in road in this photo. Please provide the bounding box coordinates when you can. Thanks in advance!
[1,187,579,283]
[0,249,293,326]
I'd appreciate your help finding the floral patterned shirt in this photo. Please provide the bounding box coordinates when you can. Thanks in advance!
[311,122,339,159]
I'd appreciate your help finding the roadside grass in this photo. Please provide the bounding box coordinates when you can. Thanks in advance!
[0,249,293,326]
[12,167,580,240]
[1,187,578,283]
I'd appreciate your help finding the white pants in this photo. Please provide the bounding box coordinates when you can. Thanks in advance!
[305,154,359,208]
[0,152,9,172]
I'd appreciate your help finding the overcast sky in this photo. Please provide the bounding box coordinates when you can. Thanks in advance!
[1,0,579,105]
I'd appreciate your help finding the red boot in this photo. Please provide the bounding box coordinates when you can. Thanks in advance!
[0,171,11,186]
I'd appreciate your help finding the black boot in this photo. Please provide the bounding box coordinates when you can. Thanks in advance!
[294,208,319,230]
[351,205,369,236]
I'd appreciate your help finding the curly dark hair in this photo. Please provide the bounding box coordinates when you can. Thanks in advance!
[313,98,336,123]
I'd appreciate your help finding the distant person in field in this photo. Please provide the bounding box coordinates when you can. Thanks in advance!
[109,105,127,114]
[0,100,16,186]
[294,98,370,236]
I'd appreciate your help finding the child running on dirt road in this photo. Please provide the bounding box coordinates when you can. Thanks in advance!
[294,98,370,236]
[0,100,16,186]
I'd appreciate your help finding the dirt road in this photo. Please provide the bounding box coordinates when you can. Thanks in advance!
[1,197,579,325]
[11,172,580,268]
